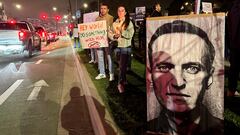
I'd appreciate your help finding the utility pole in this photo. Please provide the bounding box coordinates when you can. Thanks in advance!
[68,0,73,22]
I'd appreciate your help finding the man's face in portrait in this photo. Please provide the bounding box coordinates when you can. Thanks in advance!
[100,5,108,16]
[151,33,213,113]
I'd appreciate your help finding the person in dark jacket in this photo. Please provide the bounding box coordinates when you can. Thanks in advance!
[227,0,240,96]
[151,3,163,17]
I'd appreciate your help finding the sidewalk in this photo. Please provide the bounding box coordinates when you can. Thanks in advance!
[58,37,120,135]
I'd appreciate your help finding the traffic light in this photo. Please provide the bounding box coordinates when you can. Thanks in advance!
[68,23,73,29]
[42,15,47,19]
[40,14,48,20]
[55,15,61,21]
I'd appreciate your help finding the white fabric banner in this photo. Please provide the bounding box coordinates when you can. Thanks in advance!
[146,13,225,134]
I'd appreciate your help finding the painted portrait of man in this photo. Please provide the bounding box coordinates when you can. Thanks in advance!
[146,17,224,135]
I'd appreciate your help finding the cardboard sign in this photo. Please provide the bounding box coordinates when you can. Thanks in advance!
[78,20,108,49]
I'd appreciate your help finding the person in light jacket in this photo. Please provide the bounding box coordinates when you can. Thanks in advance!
[109,5,134,93]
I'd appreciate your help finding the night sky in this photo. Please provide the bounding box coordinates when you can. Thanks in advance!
[1,0,95,19]
[1,0,176,20]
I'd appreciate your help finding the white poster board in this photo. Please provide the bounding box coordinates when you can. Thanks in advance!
[83,12,99,23]
[202,2,213,13]
[78,20,108,49]
[135,6,146,21]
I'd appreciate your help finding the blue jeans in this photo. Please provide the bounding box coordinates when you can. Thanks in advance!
[74,37,80,48]
[97,48,105,74]
[90,49,96,61]
[97,47,114,75]
[118,47,131,84]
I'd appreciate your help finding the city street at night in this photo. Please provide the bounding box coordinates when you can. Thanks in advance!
[1,0,240,135]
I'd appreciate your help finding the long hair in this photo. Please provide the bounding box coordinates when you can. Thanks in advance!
[118,5,130,30]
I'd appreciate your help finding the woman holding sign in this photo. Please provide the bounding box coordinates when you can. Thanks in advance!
[109,5,134,93]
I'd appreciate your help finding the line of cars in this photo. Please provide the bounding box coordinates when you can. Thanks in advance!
[0,20,59,57]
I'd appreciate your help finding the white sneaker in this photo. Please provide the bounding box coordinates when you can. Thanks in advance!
[89,60,94,64]
[95,74,106,80]
[109,73,114,81]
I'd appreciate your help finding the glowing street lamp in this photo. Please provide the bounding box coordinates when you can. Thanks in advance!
[72,15,76,20]
[63,15,68,19]
[83,3,88,8]
[15,4,22,10]
[53,6,57,11]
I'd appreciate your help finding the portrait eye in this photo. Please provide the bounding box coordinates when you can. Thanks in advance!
[156,64,172,73]
[184,65,201,74]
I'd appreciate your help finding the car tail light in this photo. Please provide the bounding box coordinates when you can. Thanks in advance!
[42,32,45,37]
[19,31,25,41]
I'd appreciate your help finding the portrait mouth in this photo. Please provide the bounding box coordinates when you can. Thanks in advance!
[166,93,191,97]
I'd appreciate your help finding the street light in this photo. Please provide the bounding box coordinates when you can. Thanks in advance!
[72,15,76,20]
[83,3,88,13]
[15,4,22,10]
[53,6,57,11]
[83,3,88,8]
[63,15,68,19]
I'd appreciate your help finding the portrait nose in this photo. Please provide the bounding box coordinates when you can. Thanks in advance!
[171,69,186,91]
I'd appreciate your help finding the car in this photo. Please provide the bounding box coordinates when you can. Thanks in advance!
[0,21,41,57]
[48,31,59,42]
[35,26,50,45]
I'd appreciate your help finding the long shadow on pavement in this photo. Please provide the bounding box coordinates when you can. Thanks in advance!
[61,87,115,135]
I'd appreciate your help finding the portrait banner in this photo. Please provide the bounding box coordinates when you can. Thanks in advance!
[78,20,108,49]
[135,6,146,21]
[146,13,225,135]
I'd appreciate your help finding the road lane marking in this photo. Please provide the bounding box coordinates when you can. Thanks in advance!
[27,87,41,100]
[27,80,49,100]
[35,59,43,64]
[0,79,24,105]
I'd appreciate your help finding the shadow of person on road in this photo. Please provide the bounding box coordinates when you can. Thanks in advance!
[61,87,116,135]
[20,90,59,135]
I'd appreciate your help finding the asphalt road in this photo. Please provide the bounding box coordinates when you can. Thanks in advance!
[0,37,94,135]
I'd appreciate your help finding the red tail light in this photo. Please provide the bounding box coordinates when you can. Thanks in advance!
[42,32,45,37]
[19,31,25,41]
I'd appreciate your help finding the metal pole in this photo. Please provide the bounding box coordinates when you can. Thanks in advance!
[68,0,73,22]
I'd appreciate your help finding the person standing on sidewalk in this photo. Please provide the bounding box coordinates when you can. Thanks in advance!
[151,3,163,17]
[95,3,114,81]
[227,0,240,96]
[109,5,134,93]
[73,24,81,48]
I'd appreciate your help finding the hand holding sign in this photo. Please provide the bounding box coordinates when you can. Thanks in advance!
[78,20,108,49]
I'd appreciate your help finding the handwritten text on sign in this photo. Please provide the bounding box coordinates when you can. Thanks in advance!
[78,20,108,49]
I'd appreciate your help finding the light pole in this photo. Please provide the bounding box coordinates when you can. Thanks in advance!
[83,3,88,13]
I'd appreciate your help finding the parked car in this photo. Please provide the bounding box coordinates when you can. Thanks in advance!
[0,21,41,57]
[48,31,59,42]
[35,26,50,45]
